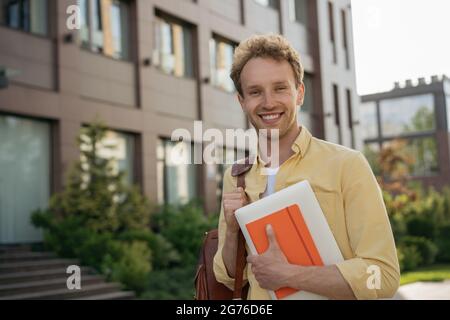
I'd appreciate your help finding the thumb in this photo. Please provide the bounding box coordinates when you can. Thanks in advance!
[266,224,280,249]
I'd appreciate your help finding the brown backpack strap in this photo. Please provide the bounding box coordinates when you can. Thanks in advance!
[231,157,254,300]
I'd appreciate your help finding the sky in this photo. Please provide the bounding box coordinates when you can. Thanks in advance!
[350,0,450,95]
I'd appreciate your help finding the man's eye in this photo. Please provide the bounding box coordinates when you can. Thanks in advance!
[276,86,287,91]
[249,91,260,96]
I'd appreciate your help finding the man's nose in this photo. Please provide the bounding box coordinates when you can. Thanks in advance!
[262,91,277,109]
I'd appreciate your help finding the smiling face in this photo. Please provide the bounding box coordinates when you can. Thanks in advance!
[237,57,304,138]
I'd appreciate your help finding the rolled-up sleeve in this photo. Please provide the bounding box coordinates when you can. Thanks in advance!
[213,167,248,290]
[335,152,400,300]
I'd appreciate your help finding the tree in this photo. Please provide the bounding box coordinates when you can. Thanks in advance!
[32,121,152,293]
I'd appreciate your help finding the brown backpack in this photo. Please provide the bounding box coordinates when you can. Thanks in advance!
[194,159,253,300]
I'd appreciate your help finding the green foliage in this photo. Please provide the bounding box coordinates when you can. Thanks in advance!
[400,236,438,267]
[406,215,437,239]
[31,121,152,293]
[436,223,450,263]
[397,245,422,272]
[143,201,219,300]
[143,266,197,300]
[384,183,450,274]
[102,241,152,294]
[153,201,218,266]
[117,229,181,269]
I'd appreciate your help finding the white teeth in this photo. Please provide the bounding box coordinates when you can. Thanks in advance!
[261,114,280,120]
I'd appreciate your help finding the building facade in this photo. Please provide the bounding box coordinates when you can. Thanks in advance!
[0,0,360,244]
[360,75,450,190]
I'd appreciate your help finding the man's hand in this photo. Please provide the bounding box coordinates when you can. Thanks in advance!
[223,187,249,234]
[247,224,293,291]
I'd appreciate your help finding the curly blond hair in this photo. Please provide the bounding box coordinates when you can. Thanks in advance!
[230,34,304,96]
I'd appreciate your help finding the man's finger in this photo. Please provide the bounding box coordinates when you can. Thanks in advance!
[224,192,246,200]
[266,224,280,250]
[237,187,248,198]
[223,199,245,209]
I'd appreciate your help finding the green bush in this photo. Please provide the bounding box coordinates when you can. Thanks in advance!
[153,201,218,265]
[143,201,219,299]
[400,236,438,266]
[436,223,450,263]
[117,229,180,269]
[406,215,437,240]
[31,121,153,294]
[102,241,152,294]
[397,245,422,272]
[143,266,197,300]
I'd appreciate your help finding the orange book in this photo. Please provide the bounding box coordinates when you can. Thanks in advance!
[246,204,324,299]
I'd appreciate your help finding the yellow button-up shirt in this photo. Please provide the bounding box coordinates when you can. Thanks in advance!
[213,127,400,300]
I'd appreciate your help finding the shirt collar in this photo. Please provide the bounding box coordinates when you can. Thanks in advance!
[256,126,312,166]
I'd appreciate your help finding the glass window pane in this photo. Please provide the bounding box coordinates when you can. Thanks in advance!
[160,20,174,74]
[182,24,194,78]
[380,94,435,136]
[0,115,50,243]
[254,0,277,9]
[172,24,185,77]
[299,75,313,130]
[30,0,47,35]
[408,137,439,176]
[80,129,136,185]
[22,0,29,31]
[211,37,235,92]
[78,0,90,46]
[360,101,378,141]
[289,0,307,24]
[163,140,198,204]
[446,95,450,132]
[154,16,194,78]
[99,131,135,185]
[1,0,21,29]
[301,74,313,113]
[108,0,129,59]
[382,137,439,176]
[91,0,104,53]
[0,0,47,35]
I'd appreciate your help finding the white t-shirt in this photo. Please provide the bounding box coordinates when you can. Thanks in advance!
[261,167,279,198]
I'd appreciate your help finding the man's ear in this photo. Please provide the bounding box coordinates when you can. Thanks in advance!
[296,83,305,106]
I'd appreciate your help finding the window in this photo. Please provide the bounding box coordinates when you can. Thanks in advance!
[333,84,342,144]
[298,74,313,129]
[446,95,450,132]
[157,139,199,205]
[78,0,130,60]
[80,129,136,185]
[327,1,336,64]
[0,0,48,36]
[341,9,349,69]
[0,115,50,243]
[380,94,435,137]
[288,0,307,25]
[301,74,313,113]
[210,35,236,93]
[153,14,194,78]
[360,101,378,141]
[382,137,439,176]
[254,0,278,9]
[346,89,354,148]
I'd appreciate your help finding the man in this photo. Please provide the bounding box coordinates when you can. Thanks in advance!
[213,34,400,300]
